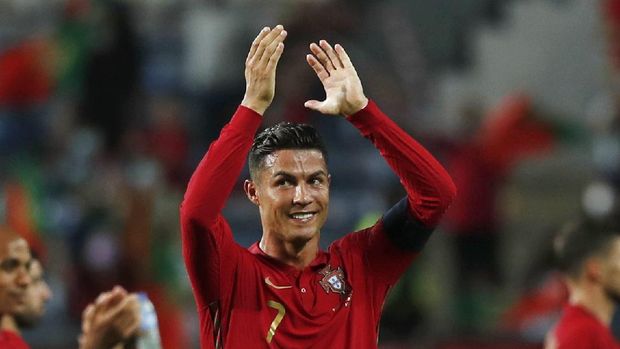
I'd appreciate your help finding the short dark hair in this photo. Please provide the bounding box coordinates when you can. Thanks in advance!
[248,122,328,179]
[554,217,620,279]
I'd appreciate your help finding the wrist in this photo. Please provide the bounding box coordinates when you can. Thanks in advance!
[241,98,268,116]
[346,97,369,116]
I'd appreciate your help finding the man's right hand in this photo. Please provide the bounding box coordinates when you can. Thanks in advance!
[241,25,287,116]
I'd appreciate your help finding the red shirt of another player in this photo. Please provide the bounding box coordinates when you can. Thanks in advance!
[548,304,620,349]
[0,330,30,349]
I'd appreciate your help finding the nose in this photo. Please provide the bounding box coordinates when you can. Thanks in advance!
[43,282,53,301]
[293,183,312,205]
[16,268,31,287]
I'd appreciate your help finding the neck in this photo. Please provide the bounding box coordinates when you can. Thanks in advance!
[569,280,616,327]
[0,315,19,334]
[259,234,320,270]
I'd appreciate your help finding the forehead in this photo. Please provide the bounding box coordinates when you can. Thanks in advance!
[261,149,327,176]
[0,238,30,260]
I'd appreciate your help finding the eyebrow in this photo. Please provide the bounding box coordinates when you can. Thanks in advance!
[272,170,328,178]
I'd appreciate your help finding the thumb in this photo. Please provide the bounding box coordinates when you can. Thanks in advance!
[304,100,323,111]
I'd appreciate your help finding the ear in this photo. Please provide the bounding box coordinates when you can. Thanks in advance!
[584,257,603,283]
[327,174,332,187]
[244,179,260,206]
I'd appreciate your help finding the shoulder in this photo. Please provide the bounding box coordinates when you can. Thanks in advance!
[0,330,29,349]
[552,307,609,348]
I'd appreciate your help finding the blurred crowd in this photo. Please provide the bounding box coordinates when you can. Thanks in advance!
[0,0,619,348]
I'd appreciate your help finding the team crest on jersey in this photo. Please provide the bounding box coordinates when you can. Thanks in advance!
[318,265,347,295]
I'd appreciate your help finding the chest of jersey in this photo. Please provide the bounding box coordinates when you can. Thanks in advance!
[219,252,378,349]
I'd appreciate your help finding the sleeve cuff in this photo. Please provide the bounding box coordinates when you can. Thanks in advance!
[345,99,384,128]
[229,105,263,135]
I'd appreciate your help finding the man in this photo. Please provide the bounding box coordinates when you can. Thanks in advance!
[180,25,456,348]
[545,218,620,348]
[13,258,52,329]
[0,226,32,349]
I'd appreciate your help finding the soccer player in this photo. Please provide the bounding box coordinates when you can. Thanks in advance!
[545,219,620,349]
[180,25,456,348]
[13,259,52,329]
[0,227,32,349]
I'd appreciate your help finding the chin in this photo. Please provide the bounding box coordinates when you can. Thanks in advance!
[287,228,319,244]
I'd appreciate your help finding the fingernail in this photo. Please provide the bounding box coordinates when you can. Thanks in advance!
[276,24,283,30]
[281,30,287,36]
[262,27,269,32]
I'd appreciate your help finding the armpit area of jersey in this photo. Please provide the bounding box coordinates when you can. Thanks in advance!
[382,197,434,252]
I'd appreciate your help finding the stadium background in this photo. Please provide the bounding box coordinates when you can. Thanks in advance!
[0,0,618,348]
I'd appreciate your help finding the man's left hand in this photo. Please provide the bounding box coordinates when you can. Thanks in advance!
[304,40,368,116]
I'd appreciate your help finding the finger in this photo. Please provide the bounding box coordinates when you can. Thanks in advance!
[310,43,334,72]
[265,42,285,72]
[306,54,329,81]
[259,29,287,67]
[304,100,324,112]
[99,295,136,326]
[120,316,141,339]
[254,25,284,64]
[82,304,95,333]
[246,27,271,63]
[334,44,353,69]
[319,40,343,69]
[95,289,125,313]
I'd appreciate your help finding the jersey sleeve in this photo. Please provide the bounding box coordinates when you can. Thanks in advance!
[180,105,262,310]
[340,100,456,286]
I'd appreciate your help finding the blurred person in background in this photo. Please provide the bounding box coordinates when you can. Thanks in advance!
[0,229,143,349]
[0,226,32,349]
[545,218,620,348]
[180,24,455,348]
[13,258,52,330]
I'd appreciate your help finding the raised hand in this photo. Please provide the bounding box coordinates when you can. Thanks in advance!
[305,40,368,116]
[241,25,287,115]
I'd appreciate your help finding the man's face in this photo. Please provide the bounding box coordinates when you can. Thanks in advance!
[248,149,330,245]
[0,237,31,315]
[601,237,620,302]
[16,259,52,327]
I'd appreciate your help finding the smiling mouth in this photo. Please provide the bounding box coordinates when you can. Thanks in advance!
[288,212,317,222]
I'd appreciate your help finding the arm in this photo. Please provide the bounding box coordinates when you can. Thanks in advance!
[305,40,455,231]
[306,41,456,284]
[180,26,287,309]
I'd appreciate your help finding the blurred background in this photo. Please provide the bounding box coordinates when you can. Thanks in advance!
[0,0,619,348]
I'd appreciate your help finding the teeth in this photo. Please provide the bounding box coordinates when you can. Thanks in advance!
[292,213,314,219]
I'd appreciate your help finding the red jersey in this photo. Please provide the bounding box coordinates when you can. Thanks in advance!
[180,100,456,349]
[0,330,29,349]
[547,304,620,349]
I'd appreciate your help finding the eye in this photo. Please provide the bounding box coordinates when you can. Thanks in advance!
[310,177,323,185]
[276,178,293,187]
[0,259,19,272]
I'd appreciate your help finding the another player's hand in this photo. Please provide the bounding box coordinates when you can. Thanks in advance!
[305,41,368,116]
[78,286,141,349]
[241,25,287,115]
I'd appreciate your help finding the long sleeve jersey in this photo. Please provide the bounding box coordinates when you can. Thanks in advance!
[180,100,456,349]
